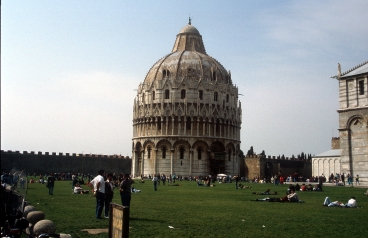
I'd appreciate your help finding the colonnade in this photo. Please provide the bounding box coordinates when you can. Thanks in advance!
[133,116,240,140]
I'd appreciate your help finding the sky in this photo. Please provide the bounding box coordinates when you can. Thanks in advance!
[1,0,367,158]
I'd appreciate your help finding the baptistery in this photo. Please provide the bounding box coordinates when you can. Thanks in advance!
[132,20,242,178]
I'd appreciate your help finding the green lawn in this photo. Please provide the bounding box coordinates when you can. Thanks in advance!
[24,179,367,238]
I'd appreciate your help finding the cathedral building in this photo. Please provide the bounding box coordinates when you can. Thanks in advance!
[131,20,242,178]
[313,61,368,183]
[334,61,368,182]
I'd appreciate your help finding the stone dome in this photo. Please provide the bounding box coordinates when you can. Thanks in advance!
[179,24,200,34]
[143,22,232,86]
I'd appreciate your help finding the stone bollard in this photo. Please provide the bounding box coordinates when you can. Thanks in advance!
[33,220,56,237]
[26,211,45,237]
[23,205,36,218]
[59,234,72,238]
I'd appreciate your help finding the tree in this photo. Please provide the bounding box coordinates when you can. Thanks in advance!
[247,146,254,156]
[238,149,246,159]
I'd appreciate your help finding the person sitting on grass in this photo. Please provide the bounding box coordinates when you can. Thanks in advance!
[286,189,299,202]
[313,183,323,191]
[238,184,252,189]
[252,189,277,195]
[252,190,302,203]
[287,184,295,194]
[196,179,204,186]
[253,197,282,202]
[323,197,357,207]
[300,184,307,191]
[364,190,368,196]
[306,184,313,191]
[73,183,88,194]
[131,187,141,193]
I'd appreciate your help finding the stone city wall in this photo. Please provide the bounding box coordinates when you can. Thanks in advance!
[1,150,132,175]
[242,155,312,180]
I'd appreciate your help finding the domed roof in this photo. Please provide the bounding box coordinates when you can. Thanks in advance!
[143,21,231,86]
[179,24,200,34]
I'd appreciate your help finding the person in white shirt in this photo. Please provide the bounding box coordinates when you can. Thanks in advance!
[346,197,357,208]
[74,183,83,194]
[89,169,105,219]
[323,196,357,208]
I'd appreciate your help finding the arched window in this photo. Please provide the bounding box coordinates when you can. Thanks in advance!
[212,71,216,81]
[188,68,195,80]
[157,117,161,130]
[186,117,191,130]
[197,148,202,160]
[228,149,231,161]
[152,91,155,100]
[165,89,170,99]
[226,94,229,102]
[199,90,203,100]
[181,89,186,99]
[142,93,145,102]
[180,147,185,159]
[214,92,218,101]
[162,146,167,159]
[162,69,170,79]
[147,147,152,159]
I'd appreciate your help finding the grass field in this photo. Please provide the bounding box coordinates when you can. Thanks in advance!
[24,179,367,238]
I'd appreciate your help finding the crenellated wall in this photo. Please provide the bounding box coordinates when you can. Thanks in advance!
[242,155,312,180]
[1,150,131,175]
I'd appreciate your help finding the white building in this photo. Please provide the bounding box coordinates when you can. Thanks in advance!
[313,61,368,183]
[131,20,242,178]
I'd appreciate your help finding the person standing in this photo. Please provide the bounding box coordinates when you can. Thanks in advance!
[355,175,360,185]
[90,169,105,219]
[104,173,114,219]
[152,174,158,191]
[47,172,55,195]
[235,175,240,189]
[341,173,345,186]
[120,174,132,207]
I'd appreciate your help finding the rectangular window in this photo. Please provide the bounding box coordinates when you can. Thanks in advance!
[198,149,202,160]
[162,147,166,159]
[199,90,203,100]
[359,80,365,95]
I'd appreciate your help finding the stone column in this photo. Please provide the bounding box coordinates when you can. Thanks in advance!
[209,119,211,136]
[144,119,147,136]
[172,117,175,135]
[189,149,193,176]
[227,122,230,138]
[141,150,145,176]
[170,149,174,175]
[154,149,158,175]
[203,119,206,135]
[219,120,222,137]
[161,117,164,136]
[131,150,136,178]
[184,117,187,136]
[213,119,216,137]
[196,118,199,136]
[165,117,168,135]
[149,118,152,136]
[178,117,181,135]
[191,118,193,136]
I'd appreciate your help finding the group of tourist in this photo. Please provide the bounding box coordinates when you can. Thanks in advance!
[1,171,27,189]
[88,170,132,219]
[327,173,360,185]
